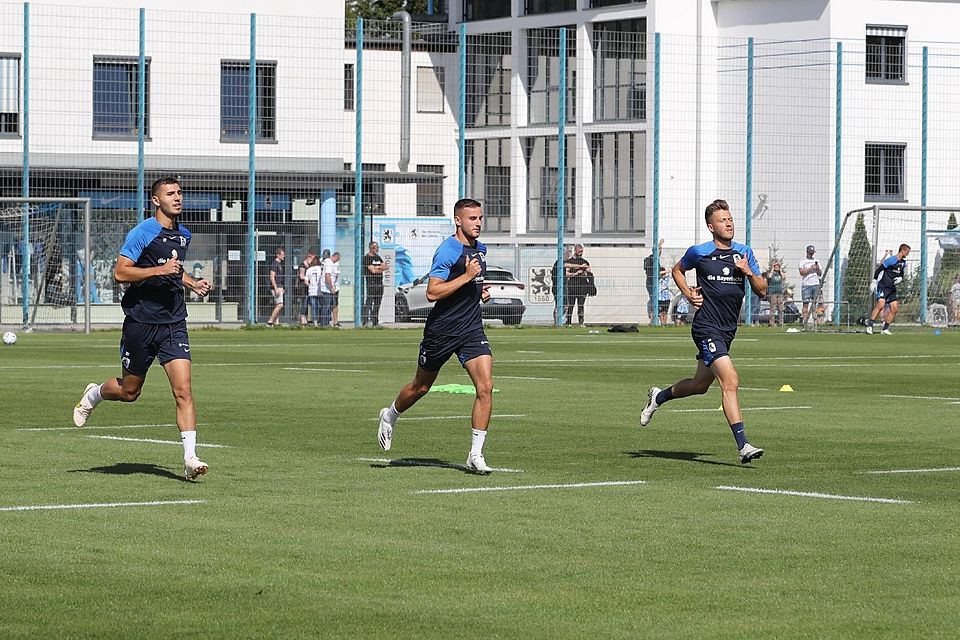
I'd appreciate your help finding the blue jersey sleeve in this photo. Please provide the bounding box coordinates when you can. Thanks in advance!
[679,245,701,271]
[119,220,160,262]
[882,255,898,269]
[746,247,761,275]
[428,238,462,280]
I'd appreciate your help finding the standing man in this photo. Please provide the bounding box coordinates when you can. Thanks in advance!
[798,244,822,323]
[362,241,389,327]
[296,249,315,327]
[764,260,786,326]
[376,198,495,473]
[866,243,911,335]
[950,274,960,323]
[267,247,284,326]
[565,243,591,326]
[638,199,767,464]
[72,177,212,480]
[319,251,341,327]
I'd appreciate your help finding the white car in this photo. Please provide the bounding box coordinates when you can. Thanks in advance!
[395,266,527,325]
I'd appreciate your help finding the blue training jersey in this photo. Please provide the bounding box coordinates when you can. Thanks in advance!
[877,255,906,289]
[424,235,487,336]
[679,240,760,335]
[119,217,191,324]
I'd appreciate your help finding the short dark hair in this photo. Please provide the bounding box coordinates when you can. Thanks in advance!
[454,198,482,217]
[275,247,284,256]
[704,199,729,224]
[151,177,181,198]
[899,243,911,253]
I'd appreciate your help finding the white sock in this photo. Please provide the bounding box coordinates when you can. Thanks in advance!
[470,428,487,456]
[86,384,103,407]
[181,430,197,461]
[385,402,400,424]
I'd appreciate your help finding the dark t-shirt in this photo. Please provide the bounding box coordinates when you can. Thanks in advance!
[362,253,385,289]
[119,217,191,324]
[566,256,590,294]
[877,255,906,290]
[679,240,760,336]
[270,258,283,289]
[424,235,487,336]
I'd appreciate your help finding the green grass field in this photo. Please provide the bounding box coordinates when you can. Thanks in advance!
[1,326,959,639]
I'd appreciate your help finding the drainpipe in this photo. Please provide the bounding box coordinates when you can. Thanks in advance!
[391,11,411,172]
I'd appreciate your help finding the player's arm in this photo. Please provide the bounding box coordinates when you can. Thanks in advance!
[671,260,703,309]
[114,255,180,283]
[182,270,212,296]
[426,258,482,302]
[737,251,767,297]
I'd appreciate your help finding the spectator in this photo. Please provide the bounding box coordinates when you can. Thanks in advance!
[644,238,664,323]
[296,250,316,326]
[319,251,340,327]
[267,247,284,326]
[764,260,786,326]
[304,256,323,326]
[658,268,672,326]
[798,245,822,323]
[362,241,389,327]
[951,274,960,322]
[564,244,591,326]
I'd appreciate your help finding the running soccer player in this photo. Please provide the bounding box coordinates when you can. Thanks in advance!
[866,243,911,335]
[639,199,768,464]
[376,198,495,474]
[72,177,212,480]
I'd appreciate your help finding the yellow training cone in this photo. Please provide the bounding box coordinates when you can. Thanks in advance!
[779,384,795,392]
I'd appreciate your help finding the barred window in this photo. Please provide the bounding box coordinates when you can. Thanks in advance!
[344,64,355,111]
[593,20,646,122]
[591,131,644,233]
[525,136,575,233]
[0,55,21,136]
[866,26,906,83]
[464,0,511,21]
[416,165,444,216]
[865,143,905,201]
[221,60,277,142]
[93,57,149,139]
[466,34,511,128]
[527,27,576,125]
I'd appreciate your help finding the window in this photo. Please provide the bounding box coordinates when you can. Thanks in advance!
[591,132,644,233]
[464,0,511,21]
[416,67,445,113]
[465,138,511,232]
[593,20,646,122]
[865,143,905,201]
[466,34,511,128]
[484,166,511,222]
[361,163,385,215]
[526,0,577,15]
[527,27,577,125]
[93,57,149,139]
[866,26,906,83]
[416,165,444,216]
[590,0,643,6]
[221,60,277,142]
[525,136,575,233]
[344,64,355,111]
[0,55,20,136]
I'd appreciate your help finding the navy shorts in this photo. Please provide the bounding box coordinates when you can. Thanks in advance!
[693,330,735,367]
[120,317,191,376]
[876,286,898,303]
[418,328,492,372]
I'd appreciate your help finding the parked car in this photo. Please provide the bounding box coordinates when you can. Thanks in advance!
[395,266,526,325]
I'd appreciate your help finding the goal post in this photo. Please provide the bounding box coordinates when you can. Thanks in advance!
[0,197,92,333]
[815,204,960,330]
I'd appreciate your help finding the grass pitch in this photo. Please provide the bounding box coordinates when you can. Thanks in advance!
[1,325,959,639]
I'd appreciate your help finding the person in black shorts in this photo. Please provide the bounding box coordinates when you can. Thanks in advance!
[866,243,911,335]
[638,199,768,464]
[72,177,213,480]
[361,241,388,327]
[376,198,496,473]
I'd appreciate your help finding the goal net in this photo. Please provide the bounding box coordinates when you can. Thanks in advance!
[816,205,960,331]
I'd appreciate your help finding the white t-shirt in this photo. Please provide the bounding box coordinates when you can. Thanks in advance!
[305,265,323,296]
[798,258,821,287]
[951,282,960,303]
[321,258,340,294]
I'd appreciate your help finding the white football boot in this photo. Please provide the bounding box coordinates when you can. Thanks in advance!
[184,456,209,480]
[738,443,764,465]
[465,452,493,474]
[640,386,662,427]
[73,383,100,427]
[377,408,394,451]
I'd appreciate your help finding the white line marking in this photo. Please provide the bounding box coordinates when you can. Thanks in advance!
[87,435,230,448]
[880,394,960,401]
[283,367,371,373]
[715,485,912,504]
[863,467,960,475]
[740,387,770,391]
[368,414,526,421]
[0,499,206,513]
[515,350,544,353]
[357,457,523,473]
[492,375,559,381]
[670,406,812,413]
[415,480,648,495]
[18,423,178,432]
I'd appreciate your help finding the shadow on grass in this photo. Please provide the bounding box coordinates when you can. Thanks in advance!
[625,450,745,468]
[368,457,477,474]
[69,462,188,482]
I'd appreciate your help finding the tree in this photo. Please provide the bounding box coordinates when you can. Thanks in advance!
[346,0,430,21]
[841,211,874,320]
[929,211,960,307]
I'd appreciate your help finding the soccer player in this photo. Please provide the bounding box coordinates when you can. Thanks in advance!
[639,199,768,464]
[376,198,495,473]
[866,243,911,335]
[72,177,213,480]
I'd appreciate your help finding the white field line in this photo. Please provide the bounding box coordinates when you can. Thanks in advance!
[514,350,544,353]
[282,367,371,373]
[486,375,559,381]
[357,457,523,473]
[415,480,648,495]
[18,423,179,432]
[87,435,230,448]
[716,485,912,504]
[863,467,960,475]
[739,387,771,391]
[0,499,206,513]
[880,394,960,401]
[669,406,812,413]
[368,414,526,421]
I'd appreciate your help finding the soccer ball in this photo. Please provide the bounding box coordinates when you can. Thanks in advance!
[2,331,17,345]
